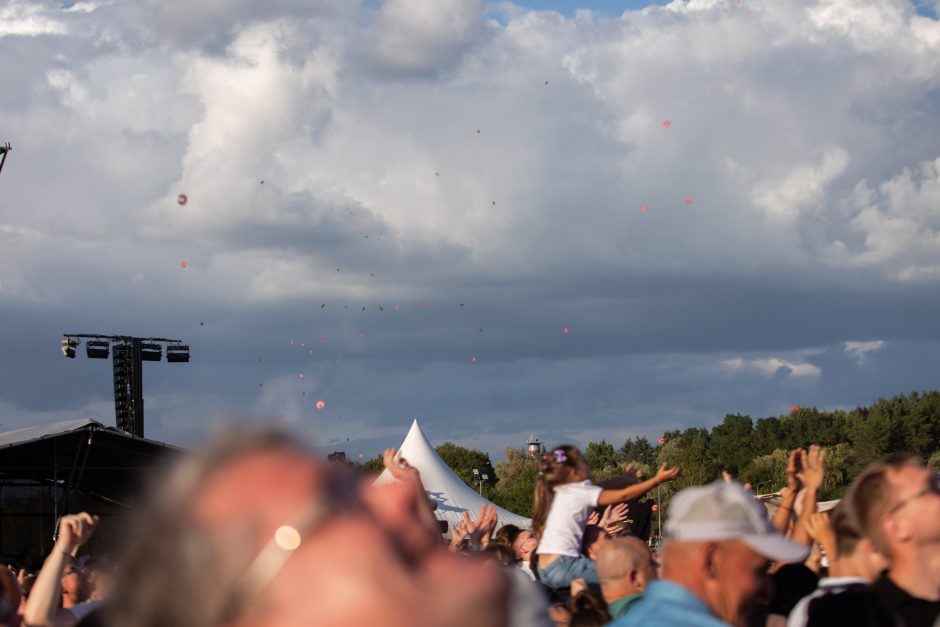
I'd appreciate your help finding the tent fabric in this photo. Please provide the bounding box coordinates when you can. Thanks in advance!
[375,419,532,530]
[0,418,178,506]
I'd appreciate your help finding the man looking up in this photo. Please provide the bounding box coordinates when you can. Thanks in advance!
[843,453,940,627]
[596,535,657,619]
[613,481,808,627]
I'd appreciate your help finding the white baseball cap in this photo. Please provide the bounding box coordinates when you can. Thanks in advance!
[664,480,809,563]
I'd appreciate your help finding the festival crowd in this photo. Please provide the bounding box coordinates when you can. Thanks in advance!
[1,429,939,627]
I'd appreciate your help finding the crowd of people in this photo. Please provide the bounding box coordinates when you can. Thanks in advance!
[2,430,939,626]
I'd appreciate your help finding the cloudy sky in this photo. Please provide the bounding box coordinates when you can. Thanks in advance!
[1,0,939,460]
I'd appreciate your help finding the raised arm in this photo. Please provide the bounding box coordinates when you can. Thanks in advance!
[23,513,98,627]
[597,463,679,506]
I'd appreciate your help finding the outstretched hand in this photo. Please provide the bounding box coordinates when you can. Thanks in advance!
[655,463,680,484]
[462,504,498,546]
[798,445,826,491]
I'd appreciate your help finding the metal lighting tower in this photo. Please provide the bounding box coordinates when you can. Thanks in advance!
[61,334,189,438]
[0,143,10,175]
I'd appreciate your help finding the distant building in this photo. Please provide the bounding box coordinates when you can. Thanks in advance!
[526,434,542,458]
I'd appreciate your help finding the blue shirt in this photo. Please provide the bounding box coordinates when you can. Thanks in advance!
[608,580,731,627]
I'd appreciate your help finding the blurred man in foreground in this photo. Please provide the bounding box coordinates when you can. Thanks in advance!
[107,429,508,627]
[612,481,808,627]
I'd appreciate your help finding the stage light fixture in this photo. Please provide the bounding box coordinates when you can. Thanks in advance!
[61,338,78,358]
[166,344,190,363]
[140,343,162,362]
[85,340,110,359]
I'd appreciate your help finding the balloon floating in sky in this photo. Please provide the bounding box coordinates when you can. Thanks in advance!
[177,193,188,205]
[419,303,426,309]
[684,197,693,205]
[662,120,671,128]
[563,327,569,334]
[298,373,305,380]
[641,204,649,213]
[790,404,800,413]
[658,437,666,445]
[315,400,326,410]
[471,356,477,364]
[180,261,187,268]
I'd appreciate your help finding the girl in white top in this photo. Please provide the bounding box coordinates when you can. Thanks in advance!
[533,444,680,588]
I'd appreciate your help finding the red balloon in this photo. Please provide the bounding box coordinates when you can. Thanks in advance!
[651,504,659,512]
[315,400,326,410]
[658,437,666,445]
[177,193,188,205]
[180,261,187,268]
[790,404,800,413]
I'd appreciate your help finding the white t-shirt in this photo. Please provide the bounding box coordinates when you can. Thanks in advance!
[535,480,603,557]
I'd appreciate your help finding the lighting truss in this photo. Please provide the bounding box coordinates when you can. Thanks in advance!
[60,333,189,438]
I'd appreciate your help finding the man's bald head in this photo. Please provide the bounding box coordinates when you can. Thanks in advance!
[596,536,657,603]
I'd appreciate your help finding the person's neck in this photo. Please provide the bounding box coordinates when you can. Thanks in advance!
[831,553,874,582]
[601,581,639,605]
[889,544,940,601]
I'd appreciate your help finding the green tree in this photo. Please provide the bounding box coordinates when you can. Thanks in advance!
[491,448,539,517]
[619,436,658,467]
[710,414,754,475]
[585,440,621,472]
[435,442,495,491]
[354,454,386,476]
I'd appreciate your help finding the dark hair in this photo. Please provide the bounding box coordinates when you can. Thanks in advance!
[484,543,518,566]
[532,445,587,537]
[494,524,522,547]
[569,590,611,627]
[581,525,608,556]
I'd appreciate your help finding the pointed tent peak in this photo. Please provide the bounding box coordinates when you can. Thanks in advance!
[404,419,433,448]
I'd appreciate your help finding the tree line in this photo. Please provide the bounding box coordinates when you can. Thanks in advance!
[355,390,940,518]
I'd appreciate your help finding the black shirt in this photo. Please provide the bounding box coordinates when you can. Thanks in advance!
[871,570,940,627]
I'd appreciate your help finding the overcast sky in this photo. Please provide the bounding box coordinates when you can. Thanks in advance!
[1,0,939,460]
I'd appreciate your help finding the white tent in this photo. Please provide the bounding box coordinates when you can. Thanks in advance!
[375,419,532,530]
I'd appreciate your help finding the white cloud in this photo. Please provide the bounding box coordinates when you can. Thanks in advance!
[722,356,822,379]
[0,1,66,37]
[844,339,886,363]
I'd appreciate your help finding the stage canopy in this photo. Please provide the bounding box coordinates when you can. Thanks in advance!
[0,418,178,507]
[375,419,531,531]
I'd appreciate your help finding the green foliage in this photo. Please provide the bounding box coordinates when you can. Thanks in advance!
[710,414,754,474]
[436,442,495,490]
[619,436,658,467]
[490,448,539,517]
[354,454,385,476]
[585,440,621,473]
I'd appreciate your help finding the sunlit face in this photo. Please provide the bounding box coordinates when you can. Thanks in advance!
[885,465,940,549]
[195,450,508,627]
[512,530,538,559]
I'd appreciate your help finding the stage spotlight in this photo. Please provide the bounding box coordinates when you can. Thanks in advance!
[140,343,162,362]
[166,344,190,363]
[86,340,110,359]
[61,338,78,358]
